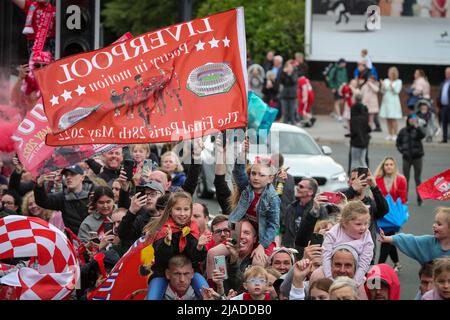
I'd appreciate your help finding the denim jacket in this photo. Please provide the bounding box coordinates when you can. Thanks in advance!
[229,163,280,248]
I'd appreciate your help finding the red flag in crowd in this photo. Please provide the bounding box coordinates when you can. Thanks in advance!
[417,169,450,201]
[88,236,154,300]
[0,216,79,300]
[11,33,134,176]
[35,8,248,146]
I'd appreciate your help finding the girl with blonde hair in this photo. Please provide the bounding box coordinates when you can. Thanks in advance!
[160,151,186,192]
[374,156,407,270]
[379,66,403,141]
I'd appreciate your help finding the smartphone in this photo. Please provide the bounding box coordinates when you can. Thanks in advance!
[321,192,343,205]
[135,185,146,196]
[103,221,114,234]
[310,233,324,246]
[230,222,238,245]
[142,159,152,173]
[123,159,135,181]
[88,231,100,244]
[357,167,368,178]
[214,255,228,280]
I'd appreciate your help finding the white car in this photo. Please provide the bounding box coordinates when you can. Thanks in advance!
[196,122,348,198]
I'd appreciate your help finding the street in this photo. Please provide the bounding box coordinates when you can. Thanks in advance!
[194,141,450,300]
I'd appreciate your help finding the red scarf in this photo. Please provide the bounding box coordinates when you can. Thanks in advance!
[243,292,271,300]
[30,2,54,54]
[22,2,55,96]
[154,217,200,252]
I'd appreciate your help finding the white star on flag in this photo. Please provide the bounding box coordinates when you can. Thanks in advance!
[223,37,231,47]
[61,90,72,102]
[50,95,59,106]
[75,85,86,96]
[195,40,205,51]
[209,37,219,48]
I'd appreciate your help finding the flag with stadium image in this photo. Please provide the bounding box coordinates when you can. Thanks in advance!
[35,8,248,146]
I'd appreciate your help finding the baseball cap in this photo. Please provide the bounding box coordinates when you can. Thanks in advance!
[140,180,165,195]
[61,164,84,175]
[337,58,346,64]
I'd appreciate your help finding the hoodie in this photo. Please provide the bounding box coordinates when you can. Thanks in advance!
[350,102,371,148]
[364,263,400,300]
[396,115,426,160]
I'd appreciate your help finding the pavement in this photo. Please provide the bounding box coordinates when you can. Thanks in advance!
[293,115,450,149]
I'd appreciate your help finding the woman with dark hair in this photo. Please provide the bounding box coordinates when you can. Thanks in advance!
[78,186,115,244]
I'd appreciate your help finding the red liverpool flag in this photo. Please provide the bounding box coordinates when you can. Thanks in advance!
[417,169,450,201]
[35,8,248,146]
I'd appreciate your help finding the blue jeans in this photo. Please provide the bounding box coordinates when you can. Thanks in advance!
[146,272,209,300]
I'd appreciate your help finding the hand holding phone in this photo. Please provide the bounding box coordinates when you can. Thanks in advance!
[320,192,343,205]
[103,221,114,234]
[142,159,152,174]
[309,233,324,246]
[123,159,135,181]
[357,167,369,178]
[214,255,228,280]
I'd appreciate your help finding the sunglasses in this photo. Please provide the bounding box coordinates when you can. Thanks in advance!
[246,277,267,286]
[33,63,47,69]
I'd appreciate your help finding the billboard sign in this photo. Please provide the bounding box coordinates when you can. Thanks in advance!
[305,0,450,65]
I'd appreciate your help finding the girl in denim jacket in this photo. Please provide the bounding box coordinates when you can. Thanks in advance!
[230,138,281,263]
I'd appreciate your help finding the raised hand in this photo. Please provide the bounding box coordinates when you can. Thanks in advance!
[129,192,147,215]
[118,169,131,191]
[224,238,239,264]
[197,233,212,250]
[250,244,267,266]
[365,168,376,188]
[303,243,323,260]
[165,224,172,243]
[99,230,115,250]
[378,228,393,243]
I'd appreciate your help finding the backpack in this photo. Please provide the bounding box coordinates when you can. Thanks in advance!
[323,63,336,88]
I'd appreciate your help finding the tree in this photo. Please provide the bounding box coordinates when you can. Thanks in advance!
[196,0,305,65]
[101,0,204,38]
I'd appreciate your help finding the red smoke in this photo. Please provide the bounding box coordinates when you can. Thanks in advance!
[0,120,19,153]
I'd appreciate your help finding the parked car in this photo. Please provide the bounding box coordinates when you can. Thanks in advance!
[196,122,348,198]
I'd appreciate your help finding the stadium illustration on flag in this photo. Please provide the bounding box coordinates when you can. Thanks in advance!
[187,62,236,96]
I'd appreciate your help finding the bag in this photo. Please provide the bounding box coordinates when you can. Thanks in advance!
[405,87,420,108]
[322,63,336,88]
[377,194,409,233]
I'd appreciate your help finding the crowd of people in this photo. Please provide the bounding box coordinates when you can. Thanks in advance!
[248,51,316,128]
[0,134,449,300]
[0,0,449,302]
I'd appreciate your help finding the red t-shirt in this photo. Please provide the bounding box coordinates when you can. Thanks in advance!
[245,192,261,232]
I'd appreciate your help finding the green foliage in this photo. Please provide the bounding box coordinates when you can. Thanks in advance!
[101,0,305,64]
[196,0,305,64]
[101,0,203,37]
